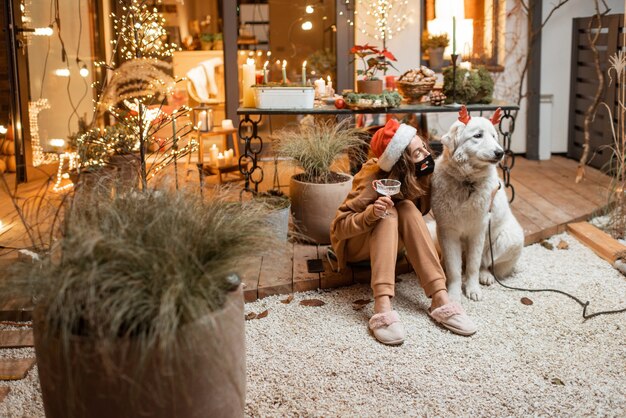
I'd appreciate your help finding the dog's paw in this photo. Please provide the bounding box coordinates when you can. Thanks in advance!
[464,282,483,301]
[479,270,495,286]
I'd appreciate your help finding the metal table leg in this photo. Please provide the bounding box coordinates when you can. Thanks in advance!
[238,114,264,194]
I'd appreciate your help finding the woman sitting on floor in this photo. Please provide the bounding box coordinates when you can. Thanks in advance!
[330,118,477,345]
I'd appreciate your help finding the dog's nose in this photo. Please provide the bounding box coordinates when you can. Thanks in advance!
[494,149,504,160]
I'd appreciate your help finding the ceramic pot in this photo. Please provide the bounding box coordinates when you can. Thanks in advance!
[356,80,383,95]
[289,173,353,244]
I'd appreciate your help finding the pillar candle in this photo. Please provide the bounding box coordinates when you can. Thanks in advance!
[325,75,333,97]
[302,61,307,86]
[209,143,219,162]
[314,78,325,97]
[263,61,269,84]
[282,60,287,84]
[225,148,234,164]
[217,152,226,167]
[221,119,234,130]
[242,58,256,107]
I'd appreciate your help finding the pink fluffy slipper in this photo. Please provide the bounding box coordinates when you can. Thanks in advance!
[428,302,477,336]
[368,311,405,345]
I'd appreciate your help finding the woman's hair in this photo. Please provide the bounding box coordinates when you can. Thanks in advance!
[387,137,431,200]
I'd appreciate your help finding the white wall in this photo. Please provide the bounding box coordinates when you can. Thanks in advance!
[541,0,624,155]
[354,2,421,79]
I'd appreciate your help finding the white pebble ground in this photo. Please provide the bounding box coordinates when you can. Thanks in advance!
[0,234,624,417]
[244,233,626,417]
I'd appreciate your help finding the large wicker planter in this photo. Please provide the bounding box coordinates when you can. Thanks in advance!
[290,173,353,244]
[34,284,246,418]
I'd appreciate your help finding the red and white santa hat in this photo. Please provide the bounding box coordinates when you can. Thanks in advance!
[370,118,417,172]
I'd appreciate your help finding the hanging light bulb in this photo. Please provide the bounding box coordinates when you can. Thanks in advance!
[79,65,89,78]
[305,5,314,14]
[301,21,313,30]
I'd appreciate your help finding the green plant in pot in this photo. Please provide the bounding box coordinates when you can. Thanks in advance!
[442,65,494,104]
[422,33,449,72]
[4,188,279,417]
[351,44,397,94]
[274,118,367,244]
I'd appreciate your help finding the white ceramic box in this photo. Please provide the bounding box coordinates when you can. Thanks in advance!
[253,87,315,109]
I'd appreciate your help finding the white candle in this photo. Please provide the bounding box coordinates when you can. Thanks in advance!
[225,148,234,164]
[282,60,287,84]
[325,75,333,97]
[314,78,325,97]
[242,58,256,107]
[209,144,219,162]
[263,61,269,84]
[221,119,234,130]
[302,60,307,86]
[217,152,226,167]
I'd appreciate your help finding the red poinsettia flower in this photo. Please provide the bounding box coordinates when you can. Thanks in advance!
[381,49,397,61]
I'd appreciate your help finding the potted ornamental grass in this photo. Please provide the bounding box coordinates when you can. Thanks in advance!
[350,44,397,94]
[274,118,367,244]
[3,186,280,418]
[422,33,449,71]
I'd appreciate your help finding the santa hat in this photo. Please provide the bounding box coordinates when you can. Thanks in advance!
[370,119,417,172]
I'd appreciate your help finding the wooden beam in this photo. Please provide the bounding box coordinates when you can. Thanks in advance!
[526,0,542,160]
[567,222,626,263]
[221,0,239,125]
[335,1,354,92]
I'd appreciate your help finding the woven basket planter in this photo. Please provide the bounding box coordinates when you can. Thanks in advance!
[396,79,436,104]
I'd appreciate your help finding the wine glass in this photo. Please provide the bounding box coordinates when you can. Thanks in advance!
[374,179,401,218]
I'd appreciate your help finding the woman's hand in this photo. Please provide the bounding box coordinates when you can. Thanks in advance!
[372,196,394,218]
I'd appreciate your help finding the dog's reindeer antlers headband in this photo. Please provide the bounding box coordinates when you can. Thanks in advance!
[457,105,503,126]
[458,105,471,124]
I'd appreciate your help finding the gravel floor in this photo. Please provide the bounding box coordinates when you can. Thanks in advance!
[0,233,624,417]
[244,233,626,417]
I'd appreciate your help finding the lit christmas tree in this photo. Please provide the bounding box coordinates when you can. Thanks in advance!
[77,0,196,190]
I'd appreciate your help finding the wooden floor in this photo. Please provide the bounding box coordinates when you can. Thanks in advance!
[0,155,613,304]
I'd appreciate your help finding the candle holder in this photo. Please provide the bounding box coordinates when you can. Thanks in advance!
[193,105,213,132]
[446,53,462,109]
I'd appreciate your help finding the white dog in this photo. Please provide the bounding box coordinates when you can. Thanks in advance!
[431,106,524,301]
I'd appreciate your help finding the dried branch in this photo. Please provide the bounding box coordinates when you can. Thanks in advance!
[576,0,604,183]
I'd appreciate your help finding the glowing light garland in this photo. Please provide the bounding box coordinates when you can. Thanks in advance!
[52,151,78,192]
[29,99,58,166]
[356,0,409,42]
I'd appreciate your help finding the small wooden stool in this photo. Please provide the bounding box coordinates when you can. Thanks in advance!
[196,127,244,184]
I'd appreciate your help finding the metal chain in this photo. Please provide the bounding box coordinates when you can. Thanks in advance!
[498,110,516,203]
[238,115,264,195]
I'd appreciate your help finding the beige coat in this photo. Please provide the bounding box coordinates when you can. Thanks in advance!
[329,158,431,270]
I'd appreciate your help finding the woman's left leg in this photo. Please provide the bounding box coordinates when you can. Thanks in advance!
[395,200,447,301]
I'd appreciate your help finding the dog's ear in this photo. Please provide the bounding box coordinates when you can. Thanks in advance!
[441,123,462,151]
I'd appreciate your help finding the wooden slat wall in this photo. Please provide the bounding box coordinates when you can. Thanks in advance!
[567,14,622,170]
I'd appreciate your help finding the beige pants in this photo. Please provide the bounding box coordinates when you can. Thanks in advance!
[345,200,447,299]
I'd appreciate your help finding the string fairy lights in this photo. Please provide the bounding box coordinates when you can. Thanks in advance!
[52,151,78,192]
[29,99,58,167]
[356,0,410,44]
